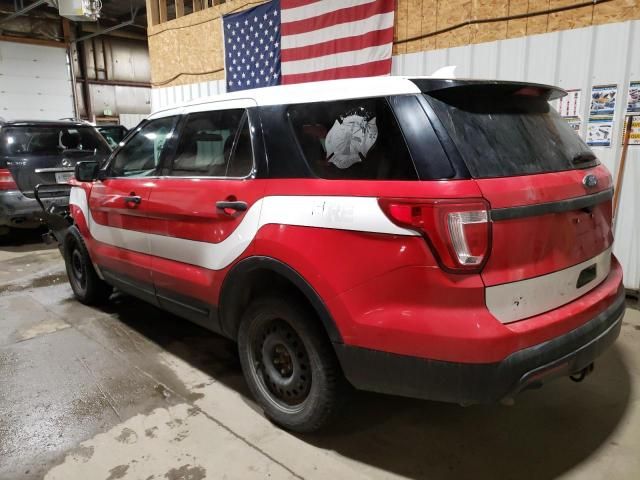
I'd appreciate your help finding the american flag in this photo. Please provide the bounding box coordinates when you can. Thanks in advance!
[223,0,395,92]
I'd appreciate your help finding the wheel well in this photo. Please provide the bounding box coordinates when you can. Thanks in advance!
[219,257,343,344]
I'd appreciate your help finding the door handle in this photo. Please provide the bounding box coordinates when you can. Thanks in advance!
[216,200,248,214]
[123,195,141,207]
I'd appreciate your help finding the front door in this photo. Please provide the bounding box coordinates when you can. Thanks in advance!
[145,102,265,327]
[87,115,178,301]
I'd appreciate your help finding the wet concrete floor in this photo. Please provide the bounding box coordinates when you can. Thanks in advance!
[1,229,639,480]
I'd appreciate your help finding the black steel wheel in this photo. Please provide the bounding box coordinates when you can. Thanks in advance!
[64,226,112,305]
[238,296,346,432]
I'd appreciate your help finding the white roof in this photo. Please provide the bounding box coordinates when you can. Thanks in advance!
[148,76,428,119]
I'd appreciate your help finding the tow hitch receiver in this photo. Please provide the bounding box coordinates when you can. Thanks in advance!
[34,183,73,248]
[570,363,595,382]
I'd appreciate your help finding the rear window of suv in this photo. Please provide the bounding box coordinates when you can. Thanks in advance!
[424,85,597,178]
[1,125,110,157]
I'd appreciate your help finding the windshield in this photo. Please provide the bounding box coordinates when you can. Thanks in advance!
[424,88,596,178]
[98,126,127,148]
[0,125,111,157]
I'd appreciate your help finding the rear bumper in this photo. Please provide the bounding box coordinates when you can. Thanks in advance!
[335,288,625,404]
[0,190,42,227]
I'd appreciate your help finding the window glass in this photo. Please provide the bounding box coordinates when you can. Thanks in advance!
[1,126,110,156]
[424,87,597,178]
[110,117,175,177]
[170,109,253,178]
[288,97,417,180]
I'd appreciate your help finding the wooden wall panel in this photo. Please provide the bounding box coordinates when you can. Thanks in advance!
[406,0,424,53]
[472,0,509,44]
[594,0,639,24]
[394,0,410,54]
[149,0,640,88]
[548,0,594,32]
[526,0,551,35]
[506,0,529,38]
[421,0,438,51]
[436,0,471,49]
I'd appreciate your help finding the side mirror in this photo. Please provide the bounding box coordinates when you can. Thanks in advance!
[75,160,99,182]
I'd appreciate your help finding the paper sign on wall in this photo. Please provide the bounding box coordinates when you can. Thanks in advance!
[621,115,640,145]
[627,82,640,114]
[587,118,614,147]
[558,89,582,117]
[590,85,618,116]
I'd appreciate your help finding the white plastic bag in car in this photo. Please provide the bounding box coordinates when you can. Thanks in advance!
[325,114,377,169]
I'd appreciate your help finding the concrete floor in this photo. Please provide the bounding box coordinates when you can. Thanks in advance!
[0,230,639,480]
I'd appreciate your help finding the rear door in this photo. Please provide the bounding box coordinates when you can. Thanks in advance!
[1,124,110,197]
[423,83,614,323]
[87,116,178,298]
[145,100,264,327]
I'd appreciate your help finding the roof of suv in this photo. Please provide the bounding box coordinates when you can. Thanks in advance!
[0,120,93,128]
[148,76,566,120]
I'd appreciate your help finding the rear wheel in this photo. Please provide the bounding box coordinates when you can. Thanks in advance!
[64,226,112,305]
[238,296,345,432]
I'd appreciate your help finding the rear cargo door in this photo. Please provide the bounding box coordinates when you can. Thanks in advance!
[1,125,110,197]
[423,83,614,323]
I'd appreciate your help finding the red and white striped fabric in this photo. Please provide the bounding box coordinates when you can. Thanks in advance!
[280,0,395,84]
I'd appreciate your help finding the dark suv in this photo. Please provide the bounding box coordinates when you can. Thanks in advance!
[0,120,111,235]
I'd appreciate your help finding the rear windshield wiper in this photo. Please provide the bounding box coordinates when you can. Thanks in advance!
[572,153,597,165]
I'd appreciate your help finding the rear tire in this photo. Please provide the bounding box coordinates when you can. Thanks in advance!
[238,296,345,433]
[64,226,112,305]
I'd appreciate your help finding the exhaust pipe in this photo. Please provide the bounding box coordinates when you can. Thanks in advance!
[570,363,595,383]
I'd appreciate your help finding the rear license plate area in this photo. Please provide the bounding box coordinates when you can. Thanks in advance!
[55,172,73,184]
[576,264,597,289]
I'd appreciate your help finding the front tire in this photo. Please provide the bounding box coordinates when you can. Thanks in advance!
[64,226,112,305]
[238,296,345,432]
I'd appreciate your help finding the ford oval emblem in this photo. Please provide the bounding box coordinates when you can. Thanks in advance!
[583,174,598,188]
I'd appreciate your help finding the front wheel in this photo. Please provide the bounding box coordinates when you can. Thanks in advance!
[238,296,345,432]
[64,226,112,305]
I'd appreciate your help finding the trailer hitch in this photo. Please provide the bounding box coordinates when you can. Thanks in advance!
[570,363,595,382]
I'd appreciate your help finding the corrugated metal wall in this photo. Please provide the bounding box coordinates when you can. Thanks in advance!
[0,41,74,120]
[150,19,640,289]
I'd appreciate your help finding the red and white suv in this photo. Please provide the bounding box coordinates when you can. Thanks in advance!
[57,77,624,432]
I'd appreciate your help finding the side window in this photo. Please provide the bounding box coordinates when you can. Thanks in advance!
[288,97,418,180]
[110,117,175,177]
[170,109,253,178]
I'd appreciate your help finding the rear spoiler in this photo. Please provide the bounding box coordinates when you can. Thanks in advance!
[411,79,567,101]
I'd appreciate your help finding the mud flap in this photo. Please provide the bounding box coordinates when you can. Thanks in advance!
[34,183,73,248]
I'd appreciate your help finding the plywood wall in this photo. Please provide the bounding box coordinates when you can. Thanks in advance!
[148,0,640,87]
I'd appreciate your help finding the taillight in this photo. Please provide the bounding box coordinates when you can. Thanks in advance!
[379,198,491,273]
[0,168,18,191]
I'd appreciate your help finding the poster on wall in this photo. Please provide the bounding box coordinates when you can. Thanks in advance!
[587,118,614,146]
[565,117,581,133]
[621,115,640,145]
[590,84,617,116]
[627,81,640,114]
[558,89,582,117]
